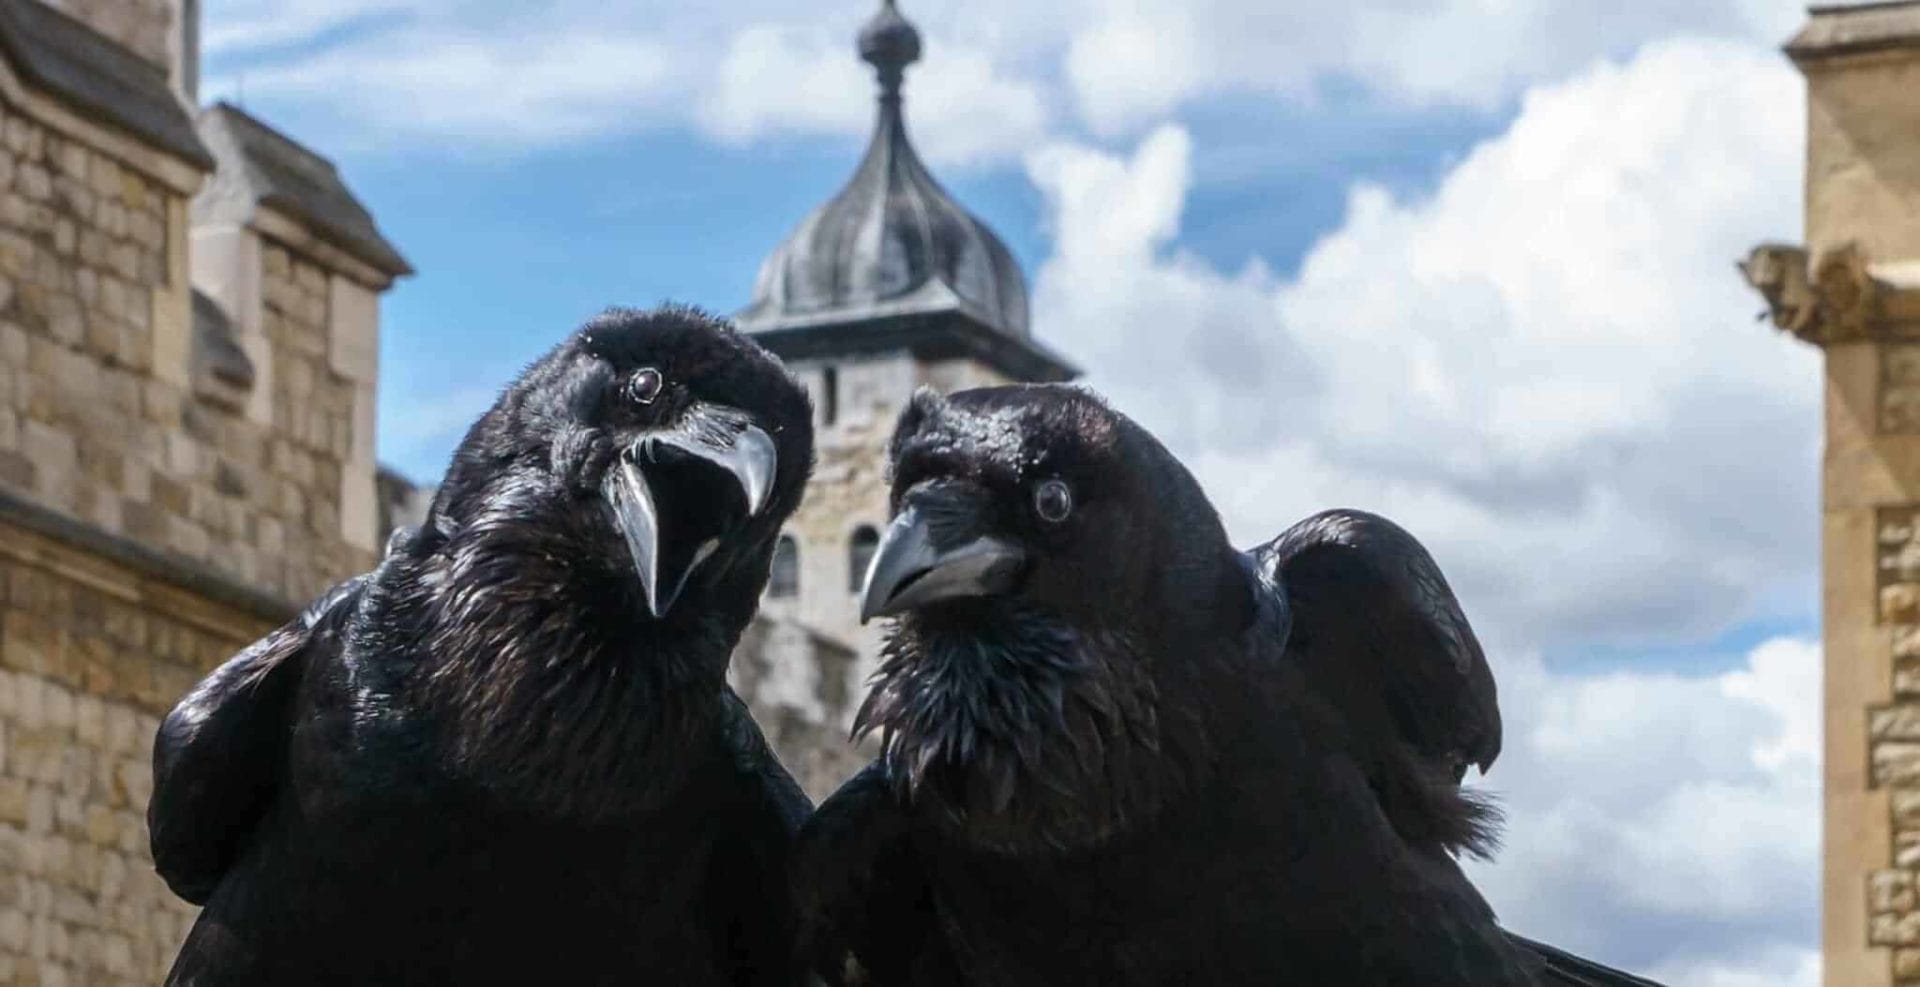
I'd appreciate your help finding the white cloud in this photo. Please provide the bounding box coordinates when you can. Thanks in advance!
[1024,35,1817,978]
[702,26,1048,166]
[1060,0,1806,134]
[202,0,406,54]
[210,26,688,147]
[1028,37,1815,653]
[1469,639,1819,978]
[203,0,1809,160]
[203,1,1048,166]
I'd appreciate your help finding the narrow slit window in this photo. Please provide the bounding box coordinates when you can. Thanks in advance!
[769,535,800,599]
[849,525,880,593]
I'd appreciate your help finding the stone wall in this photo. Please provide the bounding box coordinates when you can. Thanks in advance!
[749,350,1020,798]
[40,1,176,72]
[731,617,870,801]
[1870,507,1920,981]
[1769,9,1920,986]
[770,353,1017,675]
[256,239,368,597]
[0,512,271,986]
[0,44,384,985]
[0,97,371,608]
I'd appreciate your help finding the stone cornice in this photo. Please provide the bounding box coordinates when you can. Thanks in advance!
[1740,241,1920,346]
[194,104,412,288]
[1789,1,1920,67]
[0,45,205,196]
[0,487,297,630]
[751,310,1080,383]
[0,0,211,192]
[252,206,399,292]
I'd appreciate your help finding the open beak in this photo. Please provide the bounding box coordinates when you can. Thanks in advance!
[859,486,1027,624]
[601,403,778,619]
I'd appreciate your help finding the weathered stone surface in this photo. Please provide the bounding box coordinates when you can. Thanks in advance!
[1876,742,1920,788]
[0,103,377,607]
[1877,706,1920,741]
[1876,910,1920,948]
[1887,584,1920,625]
[1876,869,1918,913]
[1897,946,1920,981]
[0,518,271,983]
[0,20,399,981]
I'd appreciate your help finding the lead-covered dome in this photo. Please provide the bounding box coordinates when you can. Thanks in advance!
[735,1,1030,339]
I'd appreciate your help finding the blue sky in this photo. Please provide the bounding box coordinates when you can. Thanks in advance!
[204,1,1825,982]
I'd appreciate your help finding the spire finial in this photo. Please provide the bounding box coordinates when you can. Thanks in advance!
[859,0,922,98]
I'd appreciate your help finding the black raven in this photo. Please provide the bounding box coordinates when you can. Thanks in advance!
[793,384,1660,986]
[150,307,815,985]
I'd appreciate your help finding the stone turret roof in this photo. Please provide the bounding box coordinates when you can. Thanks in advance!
[194,103,413,279]
[1789,1,1920,62]
[0,0,213,169]
[737,2,1073,382]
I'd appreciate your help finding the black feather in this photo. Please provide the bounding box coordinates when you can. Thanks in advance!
[794,384,1660,986]
[150,307,815,986]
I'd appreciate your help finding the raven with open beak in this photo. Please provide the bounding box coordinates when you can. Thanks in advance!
[150,306,815,986]
[603,401,779,618]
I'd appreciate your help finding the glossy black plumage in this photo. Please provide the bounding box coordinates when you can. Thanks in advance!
[794,384,1658,986]
[150,307,815,986]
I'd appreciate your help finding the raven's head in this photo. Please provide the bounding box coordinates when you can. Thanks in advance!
[393,307,811,815]
[429,306,812,631]
[854,385,1249,851]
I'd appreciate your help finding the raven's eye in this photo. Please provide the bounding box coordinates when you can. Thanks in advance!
[1033,479,1073,523]
[627,368,664,405]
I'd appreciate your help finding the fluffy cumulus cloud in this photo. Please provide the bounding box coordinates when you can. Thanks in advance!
[1062,0,1805,134]
[1467,639,1820,984]
[202,0,1048,164]
[203,0,1807,160]
[1030,37,1816,654]
[1026,38,1819,981]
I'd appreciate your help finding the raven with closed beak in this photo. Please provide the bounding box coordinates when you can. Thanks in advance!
[150,307,815,985]
[794,384,1659,986]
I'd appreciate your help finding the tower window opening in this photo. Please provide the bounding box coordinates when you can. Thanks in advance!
[849,525,880,593]
[769,535,800,599]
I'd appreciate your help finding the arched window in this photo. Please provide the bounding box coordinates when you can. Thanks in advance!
[769,535,800,599]
[849,525,880,593]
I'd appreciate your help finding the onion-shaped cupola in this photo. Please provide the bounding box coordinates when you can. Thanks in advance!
[736,0,1032,341]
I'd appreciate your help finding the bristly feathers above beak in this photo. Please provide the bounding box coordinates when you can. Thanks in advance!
[859,485,1027,623]
[601,403,778,619]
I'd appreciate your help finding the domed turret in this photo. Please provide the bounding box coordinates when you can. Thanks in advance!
[736,0,1033,343]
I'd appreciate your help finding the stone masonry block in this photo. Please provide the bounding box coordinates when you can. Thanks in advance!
[1882,584,1920,624]
[1874,869,1917,913]
[1878,742,1920,787]
[1876,706,1920,741]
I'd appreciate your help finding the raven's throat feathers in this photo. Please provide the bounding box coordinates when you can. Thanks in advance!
[857,604,1204,853]
[385,490,737,822]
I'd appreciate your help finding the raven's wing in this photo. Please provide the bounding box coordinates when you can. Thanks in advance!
[718,687,812,833]
[147,576,364,904]
[792,764,955,986]
[1248,508,1501,857]
[710,689,814,986]
[1508,933,1666,986]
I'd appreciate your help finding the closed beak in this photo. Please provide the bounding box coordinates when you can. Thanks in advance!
[859,488,1026,623]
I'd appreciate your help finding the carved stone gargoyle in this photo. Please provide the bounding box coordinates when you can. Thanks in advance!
[1739,241,1882,345]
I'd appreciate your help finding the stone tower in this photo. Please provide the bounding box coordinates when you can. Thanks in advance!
[1741,3,1920,984]
[736,2,1078,682]
[0,1,406,980]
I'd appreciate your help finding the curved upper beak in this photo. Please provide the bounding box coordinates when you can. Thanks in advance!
[859,489,1027,624]
[601,404,778,619]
